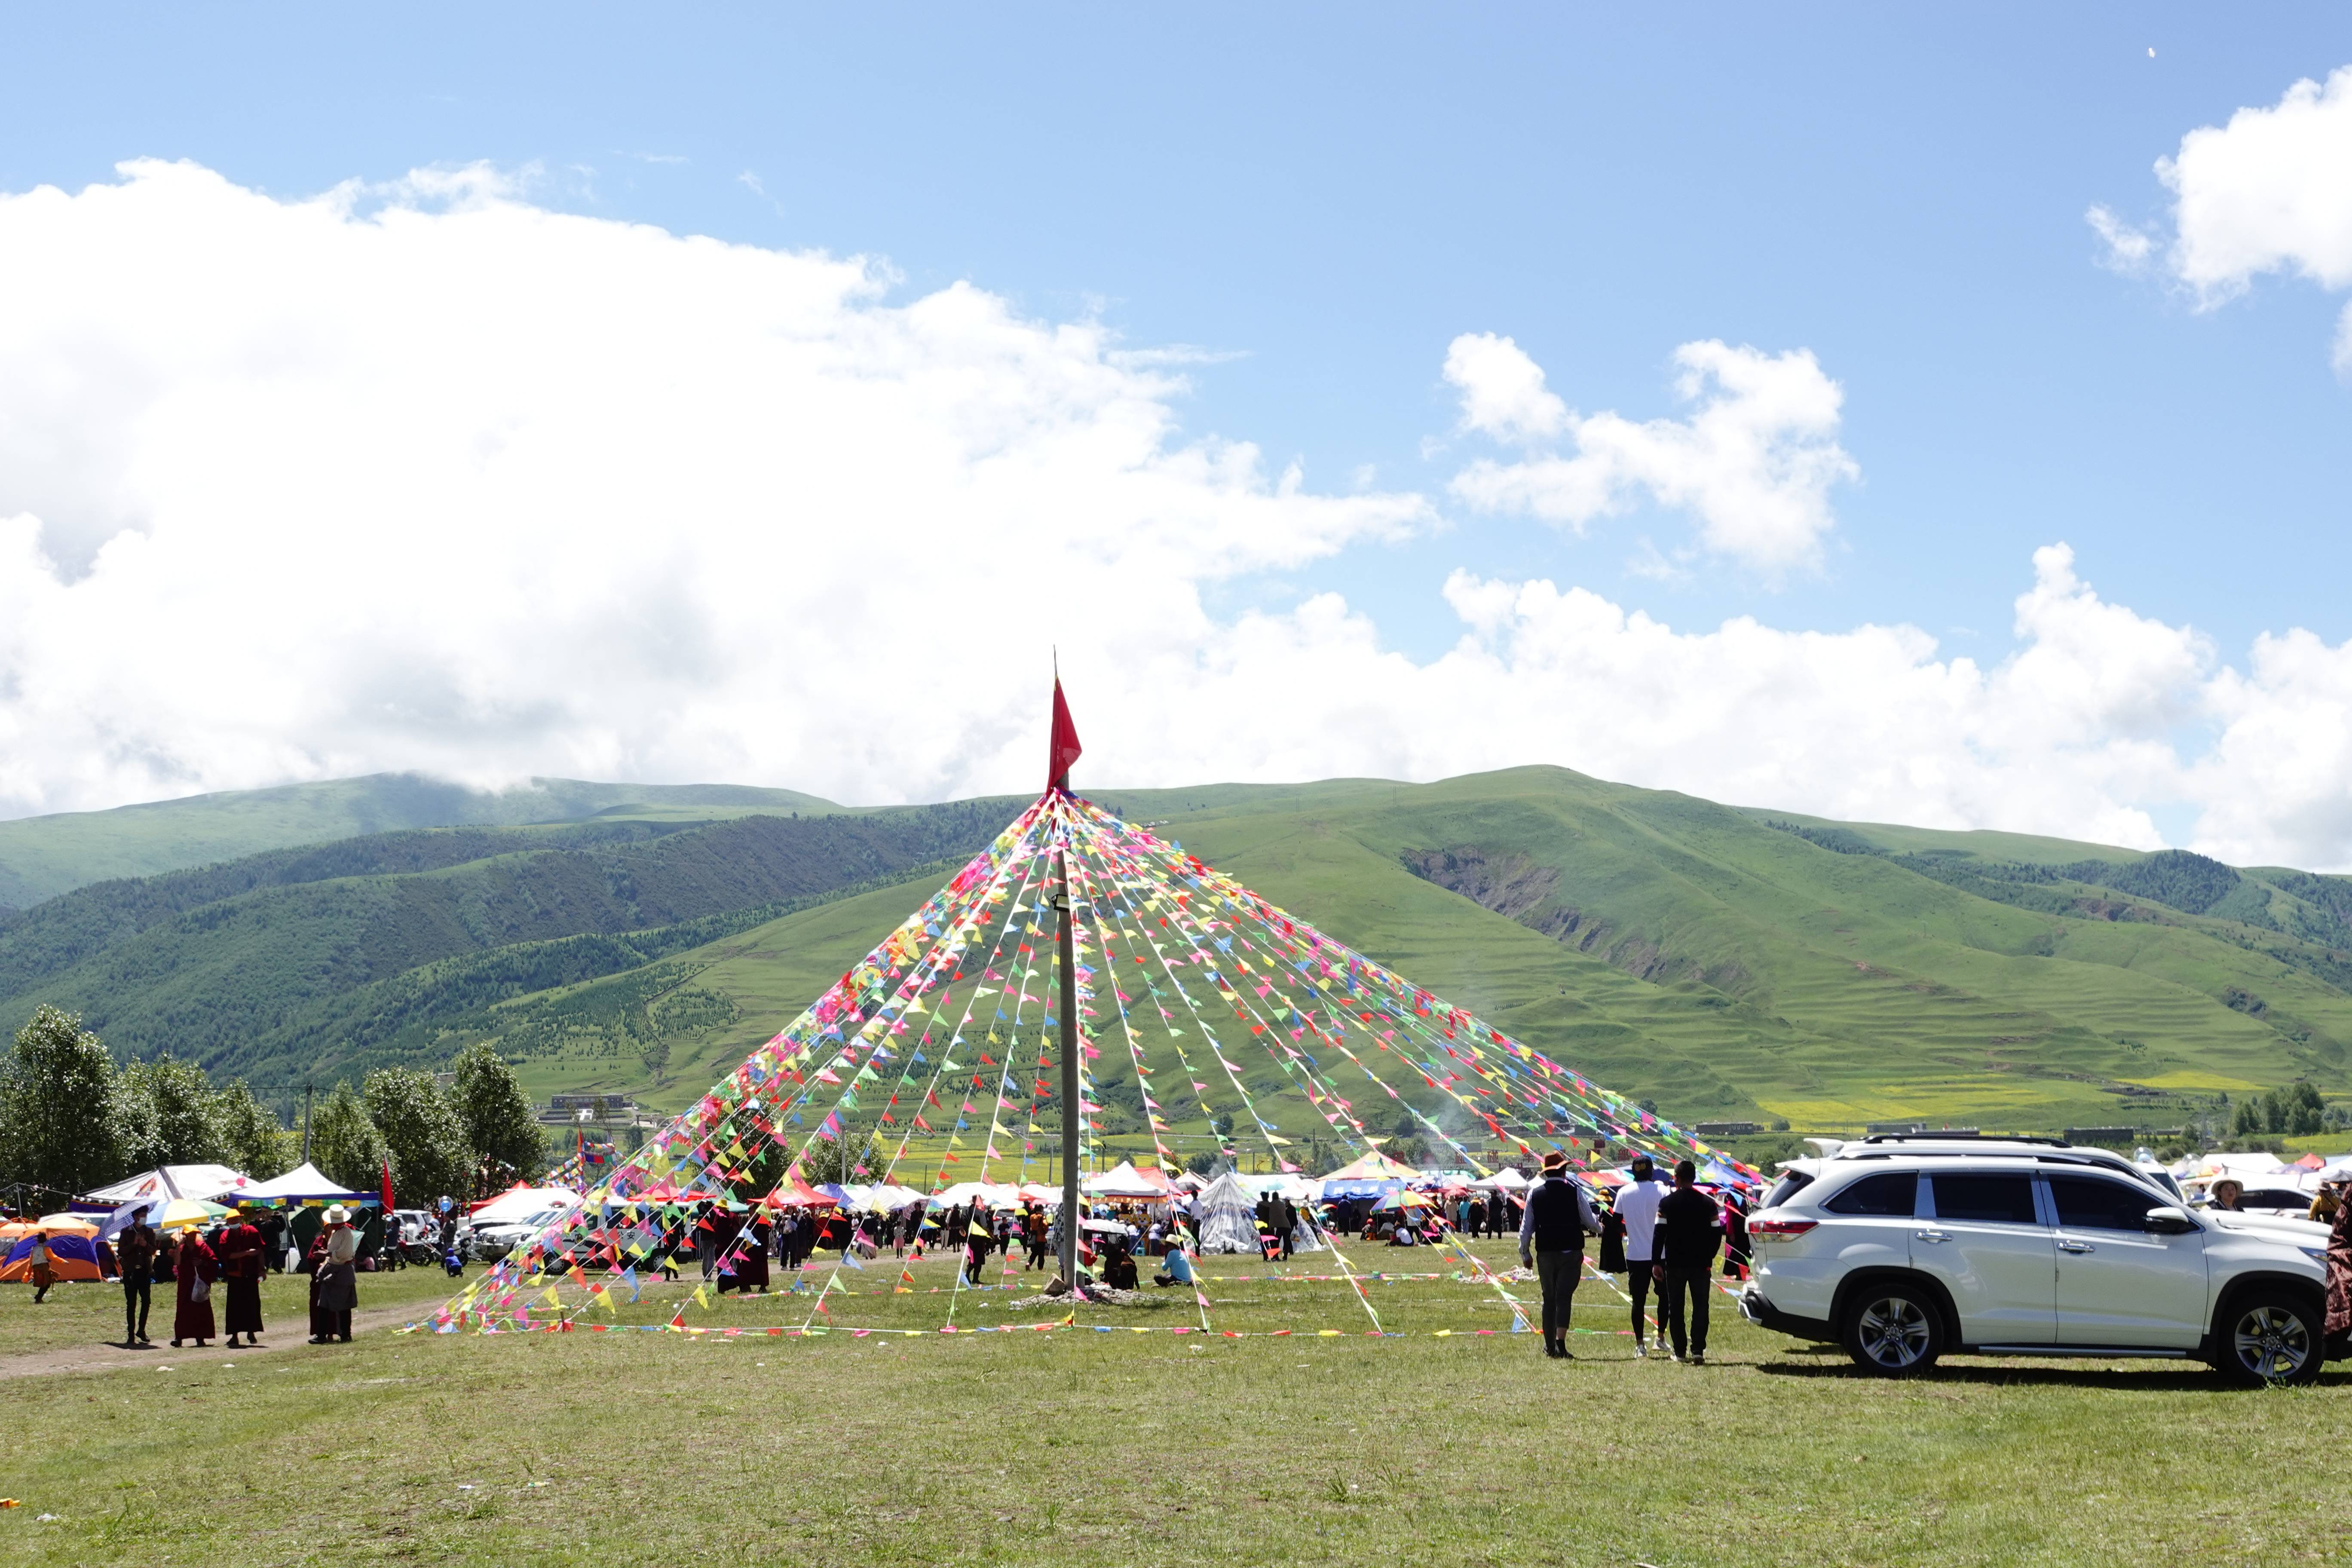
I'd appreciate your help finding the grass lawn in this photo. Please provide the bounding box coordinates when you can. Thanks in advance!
[3,1242,2350,1566]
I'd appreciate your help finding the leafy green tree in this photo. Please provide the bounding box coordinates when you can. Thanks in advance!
[639,1036,671,1084]
[211,1078,291,1180]
[117,1054,224,1170]
[0,1006,126,1197]
[308,1080,391,1194]
[363,1067,473,1209]
[449,1041,545,1178]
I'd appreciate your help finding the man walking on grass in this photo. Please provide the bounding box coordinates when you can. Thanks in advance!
[116,1205,158,1346]
[1519,1149,1604,1360]
[1615,1154,1667,1356]
[1651,1159,1724,1364]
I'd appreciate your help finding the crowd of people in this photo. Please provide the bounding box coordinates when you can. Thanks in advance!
[6,1199,382,1351]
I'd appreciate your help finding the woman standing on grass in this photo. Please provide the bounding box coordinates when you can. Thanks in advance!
[218,1208,267,1347]
[170,1228,218,1348]
[308,1206,359,1343]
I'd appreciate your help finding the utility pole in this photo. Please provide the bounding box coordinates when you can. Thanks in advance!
[300,1082,315,1166]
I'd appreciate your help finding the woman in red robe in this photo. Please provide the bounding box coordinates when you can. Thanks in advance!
[171,1229,219,1348]
[218,1212,267,1346]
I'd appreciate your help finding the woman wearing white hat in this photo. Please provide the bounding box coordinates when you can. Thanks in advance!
[306,1206,360,1344]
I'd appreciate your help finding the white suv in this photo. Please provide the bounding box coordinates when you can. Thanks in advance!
[1739,1142,2336,1384]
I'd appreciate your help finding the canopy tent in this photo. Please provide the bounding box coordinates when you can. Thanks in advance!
[1473,1169,1531,1190]
[235,1162,368,1204]
[1081,1161,1175,1201]
[928,1182,1022,1210]
[78,1163,249,1210]
[862,1184,930,1211]
[1194,1171,1262,1254]
[761,1174,836,1208]
[1320,1148,1421,1201]
[1015,1182,1064,1207]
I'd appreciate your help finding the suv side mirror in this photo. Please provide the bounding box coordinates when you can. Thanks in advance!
[2143,1206,2199,1235]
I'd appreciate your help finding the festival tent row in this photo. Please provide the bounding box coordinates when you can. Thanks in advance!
[433,714,1763,1334]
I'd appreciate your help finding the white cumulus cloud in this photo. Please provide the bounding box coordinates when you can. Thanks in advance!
[0,162,2349,871]
[2103,63,2352,366]
[1446,335,1858,576]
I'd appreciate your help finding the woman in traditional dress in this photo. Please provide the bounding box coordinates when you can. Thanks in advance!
[170,1228,218,1348]
[218,1208,268,1347]
[2324,1191,2352,1360]
[308,1207,359,1343]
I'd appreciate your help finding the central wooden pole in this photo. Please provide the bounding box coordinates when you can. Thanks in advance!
[1054,833,1082,1287]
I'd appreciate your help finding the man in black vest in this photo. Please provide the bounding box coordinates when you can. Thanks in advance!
[1518,1150,1604,1359]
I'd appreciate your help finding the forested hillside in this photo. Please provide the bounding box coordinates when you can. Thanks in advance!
[2,768,2347,1152]
[0,800,1017,1091]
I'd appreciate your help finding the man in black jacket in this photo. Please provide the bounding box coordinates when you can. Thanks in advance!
[1650,1159,1723,1363]
[1518,1151,1604,1360]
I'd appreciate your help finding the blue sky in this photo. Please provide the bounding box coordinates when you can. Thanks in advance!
[0,7,2348,864]
[5,6,2346,656]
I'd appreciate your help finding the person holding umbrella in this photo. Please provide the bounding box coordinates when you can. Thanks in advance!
[116,1205,159,1345]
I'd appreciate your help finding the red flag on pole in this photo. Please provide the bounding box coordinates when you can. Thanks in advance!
[380,1158,395,1211]
[1047,677,1083,791]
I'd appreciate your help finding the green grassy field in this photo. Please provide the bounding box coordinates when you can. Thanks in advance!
[4,1242,2349,1566]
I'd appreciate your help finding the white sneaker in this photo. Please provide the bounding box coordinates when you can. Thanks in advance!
[1633,1341,1647,1358]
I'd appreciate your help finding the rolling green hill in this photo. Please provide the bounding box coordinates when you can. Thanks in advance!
[0,800,1018,1088]
[0,773,843,910]
[3,767,2348,1154]
[413,769,2352,1150]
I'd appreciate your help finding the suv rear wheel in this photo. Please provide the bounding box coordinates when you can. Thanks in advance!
[1841,1282,1943,1376]
[2217,1289,2323,1387]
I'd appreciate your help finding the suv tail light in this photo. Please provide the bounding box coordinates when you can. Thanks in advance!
[1749,1216,1819,1241]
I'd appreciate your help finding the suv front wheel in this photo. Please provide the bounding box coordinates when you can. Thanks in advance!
[2217,1289,2324,1387]
[1841,1282,1944,1377]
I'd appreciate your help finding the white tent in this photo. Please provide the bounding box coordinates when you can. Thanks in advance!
[1083,1161,1176,1200]
[81,1163,250,1206]
[928,1181,1022,1210]
[1194,1172,1262,1255]
[1473,1169,1531,1190]
[861,1184,930,1211]
[236,1162,364,1202]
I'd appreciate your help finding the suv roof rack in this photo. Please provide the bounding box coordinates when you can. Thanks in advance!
[1856,1132,2072,1148]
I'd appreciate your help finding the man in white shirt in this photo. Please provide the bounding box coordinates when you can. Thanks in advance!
[1613,1154,1669,1357]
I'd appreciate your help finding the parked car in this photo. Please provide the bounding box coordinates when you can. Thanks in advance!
[469,1206,572,1262]
[1741,1142,2335,1385]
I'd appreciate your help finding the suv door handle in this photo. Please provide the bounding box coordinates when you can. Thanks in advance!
[1913,1229,1950,1243]
[2057,1240,2093,1254]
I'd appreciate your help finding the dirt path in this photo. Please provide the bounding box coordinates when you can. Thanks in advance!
[0,1302,429,1381]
